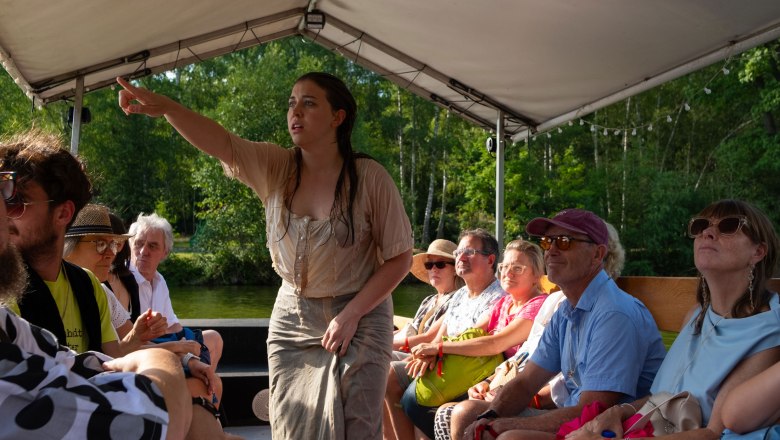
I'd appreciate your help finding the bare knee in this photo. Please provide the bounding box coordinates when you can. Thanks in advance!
[202,330,223,366]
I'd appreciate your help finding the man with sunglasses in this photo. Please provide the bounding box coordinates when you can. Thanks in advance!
[0,130,121,357]
[462,209,665,440]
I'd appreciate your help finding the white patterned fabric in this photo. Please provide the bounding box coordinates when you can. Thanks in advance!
[0,307,168,439]
[442,279,505,337]
[102,284,130,330]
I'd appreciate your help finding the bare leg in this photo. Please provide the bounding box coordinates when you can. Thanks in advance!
[202,330,223,368]
[451,400,491,440]
[384,367,415,440]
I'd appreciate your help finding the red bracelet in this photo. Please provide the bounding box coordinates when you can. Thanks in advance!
[436,341,444,376]
[474,421,499,440]
[532,393,541,409]
[401,337,410,353]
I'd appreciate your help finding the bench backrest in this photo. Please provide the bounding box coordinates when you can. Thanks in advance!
[616,276,780,333]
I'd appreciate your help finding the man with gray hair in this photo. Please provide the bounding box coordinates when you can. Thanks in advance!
[128,212,224,370]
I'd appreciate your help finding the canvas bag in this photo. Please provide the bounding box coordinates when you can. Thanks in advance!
[624,391,702,436]
[415,327,504,407]
[490,351,529,391]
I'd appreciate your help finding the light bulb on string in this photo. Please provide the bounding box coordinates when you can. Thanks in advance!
[547,132,551,138]
[704,87,711,94]
[602,128,608,136]
[631,128,637,136]
[590,125,596,132]
[558,127,562,133]
[684,103,691,111]
[722,67,730,75]
[568,121,573,126]
[580,119,584,126]
[614,129,620,136]
[648,124,653,131]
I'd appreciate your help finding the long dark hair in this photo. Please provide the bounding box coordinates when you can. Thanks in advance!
[285,72,370,246]
[693,199,779,333]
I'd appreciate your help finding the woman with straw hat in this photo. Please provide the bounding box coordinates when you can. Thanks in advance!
[392,239,465,353]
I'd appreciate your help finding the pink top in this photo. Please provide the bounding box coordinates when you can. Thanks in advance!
[487,294,548,358]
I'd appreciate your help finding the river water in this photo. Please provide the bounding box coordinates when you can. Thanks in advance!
[170,283,433,319]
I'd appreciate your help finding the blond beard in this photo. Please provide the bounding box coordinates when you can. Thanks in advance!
[0,244,27,305]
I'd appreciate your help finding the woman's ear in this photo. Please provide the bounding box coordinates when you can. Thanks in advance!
[750,242,768,265]
[331,109,346,127]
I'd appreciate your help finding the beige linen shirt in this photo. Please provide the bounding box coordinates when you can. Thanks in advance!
[222,134,413,298]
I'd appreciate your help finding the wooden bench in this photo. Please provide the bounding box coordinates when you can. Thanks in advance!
[395,277,780,334]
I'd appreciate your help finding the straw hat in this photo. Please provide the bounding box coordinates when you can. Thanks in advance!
[410,239,457,284]
[65,204,132,239]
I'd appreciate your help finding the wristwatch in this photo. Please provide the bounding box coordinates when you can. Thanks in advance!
[181,352,200,368]
[476,409,499,420]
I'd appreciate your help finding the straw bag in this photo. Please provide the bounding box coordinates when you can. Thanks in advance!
[489,351,528,390]
[624,391,702,436]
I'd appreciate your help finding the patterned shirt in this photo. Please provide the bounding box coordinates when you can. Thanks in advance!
[0,307,167,439]
[442,279,505,337]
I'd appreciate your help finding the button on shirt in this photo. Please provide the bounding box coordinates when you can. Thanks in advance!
[130,266,179,326]
[530,270,666,407]
[222,134,413,298]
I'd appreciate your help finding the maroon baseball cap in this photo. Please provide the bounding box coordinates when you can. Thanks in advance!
[525,209,608,246]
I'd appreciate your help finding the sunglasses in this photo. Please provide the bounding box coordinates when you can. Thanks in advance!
[687,215,748,238]
[453,248,491,258]
[5,196,55,219]
[81,239,125,255]
[424,261,454,270]
[498,263,527,275]
[539,235,596,251]
[0,171,15,201]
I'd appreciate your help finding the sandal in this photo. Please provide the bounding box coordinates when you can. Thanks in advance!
[192,396,221,419]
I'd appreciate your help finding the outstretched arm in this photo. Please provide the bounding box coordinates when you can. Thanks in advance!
[117,77,233,163]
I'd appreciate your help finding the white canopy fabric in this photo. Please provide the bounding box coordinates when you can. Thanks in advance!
[2,0,780,140]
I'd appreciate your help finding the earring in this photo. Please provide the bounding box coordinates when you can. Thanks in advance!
[748,264,755,310]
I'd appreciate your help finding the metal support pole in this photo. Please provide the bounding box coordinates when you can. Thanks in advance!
[496,111,505,248]
[70,76,84,155]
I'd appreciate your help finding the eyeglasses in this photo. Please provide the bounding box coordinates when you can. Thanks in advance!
[498,263,527,275]
[5,196,55,219]
[688,215,748,238]
[539,235,596,251]
[453,248,491,258]
[81,239,125,255]
[1,171,16,201]
[424,261,454,270]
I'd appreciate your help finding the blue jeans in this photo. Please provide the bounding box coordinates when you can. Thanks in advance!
[401,381,467,439]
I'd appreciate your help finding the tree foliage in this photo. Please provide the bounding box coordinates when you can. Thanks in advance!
[1,38,779,281]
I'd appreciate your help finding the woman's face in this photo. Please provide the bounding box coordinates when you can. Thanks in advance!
[426,256,457,294]
[499,249,538,300]
[66,235,125,282]
[287,80,344,149]
[693,216,765,277]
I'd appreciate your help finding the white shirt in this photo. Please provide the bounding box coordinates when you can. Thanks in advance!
[101,284,131,329]
[130,265,179,326]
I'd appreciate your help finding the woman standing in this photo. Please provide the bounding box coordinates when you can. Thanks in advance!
[117,73,413,439]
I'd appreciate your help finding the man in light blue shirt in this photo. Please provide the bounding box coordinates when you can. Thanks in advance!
[458,209,665,440]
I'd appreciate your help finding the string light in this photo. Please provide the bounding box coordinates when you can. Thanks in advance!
[526,57,733,143]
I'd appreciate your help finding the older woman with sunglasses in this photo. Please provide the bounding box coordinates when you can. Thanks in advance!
[392,239,464,354]
[63,204,169,355]
[557,200,780,440]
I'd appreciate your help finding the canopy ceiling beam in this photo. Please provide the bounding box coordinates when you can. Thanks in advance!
[316,14,537,133]
[30,8,306,100]
[43,28,299,103]
[512,21,780,142]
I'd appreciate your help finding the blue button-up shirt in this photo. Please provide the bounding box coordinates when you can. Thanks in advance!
[531,270,666,407]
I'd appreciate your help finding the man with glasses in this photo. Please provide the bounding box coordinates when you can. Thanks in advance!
[0,130,121,357]
[461,209,665,440]
[399,228,507,438]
